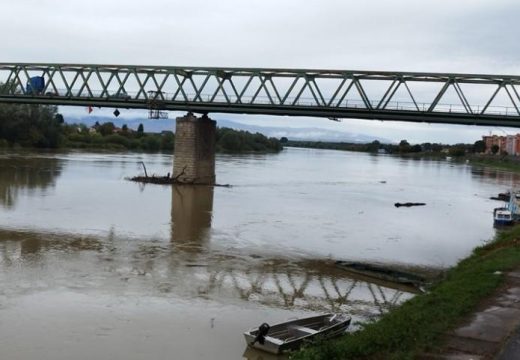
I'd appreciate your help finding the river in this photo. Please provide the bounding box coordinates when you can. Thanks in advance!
[0,147,518,359]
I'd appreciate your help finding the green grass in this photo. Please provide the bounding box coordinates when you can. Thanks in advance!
[467,155,520,172]
[291,225,520,360]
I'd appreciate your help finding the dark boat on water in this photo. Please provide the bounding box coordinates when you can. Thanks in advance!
[244,313,351,354]
[490,192,511,202]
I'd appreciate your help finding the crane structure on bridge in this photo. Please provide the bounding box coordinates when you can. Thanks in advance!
[0,63,520,126]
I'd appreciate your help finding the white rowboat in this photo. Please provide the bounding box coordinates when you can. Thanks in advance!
[244,313,351,354]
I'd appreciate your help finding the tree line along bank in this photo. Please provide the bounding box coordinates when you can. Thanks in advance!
[0,101,503,157]
[0,103,282,153]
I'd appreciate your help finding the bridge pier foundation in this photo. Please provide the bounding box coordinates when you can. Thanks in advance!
[173,113,216,185]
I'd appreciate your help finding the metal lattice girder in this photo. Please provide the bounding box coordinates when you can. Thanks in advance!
[1,62,520,126]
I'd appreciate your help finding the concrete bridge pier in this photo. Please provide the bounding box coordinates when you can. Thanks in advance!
[173,113,216,185]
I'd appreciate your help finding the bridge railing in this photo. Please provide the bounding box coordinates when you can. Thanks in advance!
[1,63,520,125]
[5,86,517,117]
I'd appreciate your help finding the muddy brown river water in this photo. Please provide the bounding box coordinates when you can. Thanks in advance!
[0,147,519,359]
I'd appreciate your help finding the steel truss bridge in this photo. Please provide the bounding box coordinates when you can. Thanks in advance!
[1,63,520,126]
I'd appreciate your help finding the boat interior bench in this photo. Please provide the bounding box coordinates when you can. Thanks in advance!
[287,325,319,338]
[264,336,285,345]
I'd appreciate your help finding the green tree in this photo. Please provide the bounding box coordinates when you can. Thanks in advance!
[54,113,64,124]
[98,122,115,136]
[368,140,381,153]
[398,139,411,153]
[105,134,130,148]
[142,135,161,151]
[0,100,62,148]
[491,144,500,154]
[411,144,422,153]
[431,143,443,152]
[422,142,432,152]
[161,132,175,151]
[219,131,242,152]
[473,140,486,153]
[449,145,466,157]
[215,127,281,153]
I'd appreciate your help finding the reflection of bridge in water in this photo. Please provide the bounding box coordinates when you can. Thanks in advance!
[0,225,414,319]
[0,184,416,320]
[170,185,417,314]
[182,257,415,317]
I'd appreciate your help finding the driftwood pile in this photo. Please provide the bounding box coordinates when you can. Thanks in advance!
[128,174,230,187]
[128,162,230,186]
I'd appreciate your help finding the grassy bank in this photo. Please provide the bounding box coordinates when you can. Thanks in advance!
[467,154,520,173]
[292,225,520,360]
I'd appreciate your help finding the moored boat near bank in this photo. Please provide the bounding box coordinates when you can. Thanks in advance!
[491,190,520,226]
[508,190,520,220]
[493,207,513,226]
[244,313,351,354]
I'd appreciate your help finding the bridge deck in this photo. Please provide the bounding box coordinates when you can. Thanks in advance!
[0,63,519,126]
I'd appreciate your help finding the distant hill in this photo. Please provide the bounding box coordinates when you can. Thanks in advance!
[65,115,391,144]
[214,119,391,143]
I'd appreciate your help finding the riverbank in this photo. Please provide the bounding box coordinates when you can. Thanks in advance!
[467,154,520,173]
[285,141,520,174]
[292,225,520,360]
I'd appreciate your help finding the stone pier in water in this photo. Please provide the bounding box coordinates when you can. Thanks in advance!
[173,113,216,185]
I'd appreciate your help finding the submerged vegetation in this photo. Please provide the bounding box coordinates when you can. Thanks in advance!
[0,103,282,153]
[292,225,520,360]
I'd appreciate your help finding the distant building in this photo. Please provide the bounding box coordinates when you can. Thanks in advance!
[500,137,507,153]
[514,134,520,155]
[483,134,520,155]
[483,135,499,153]
[505,135,515,155]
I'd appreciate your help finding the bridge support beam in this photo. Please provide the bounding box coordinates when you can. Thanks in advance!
[173,113,216,185]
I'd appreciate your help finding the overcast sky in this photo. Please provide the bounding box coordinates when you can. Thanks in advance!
[2,0,520,143]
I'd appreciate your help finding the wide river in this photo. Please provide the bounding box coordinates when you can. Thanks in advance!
[0,147,519,359]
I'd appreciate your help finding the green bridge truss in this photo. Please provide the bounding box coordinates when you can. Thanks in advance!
[1,63,520,126]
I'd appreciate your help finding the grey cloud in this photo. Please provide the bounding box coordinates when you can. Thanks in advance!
[2,0,520,143]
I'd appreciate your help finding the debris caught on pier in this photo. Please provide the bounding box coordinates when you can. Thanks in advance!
[128,165,230,187]
[128,175,231,187]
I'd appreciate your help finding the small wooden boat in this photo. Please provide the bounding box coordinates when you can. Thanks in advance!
[244,313,351,354]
